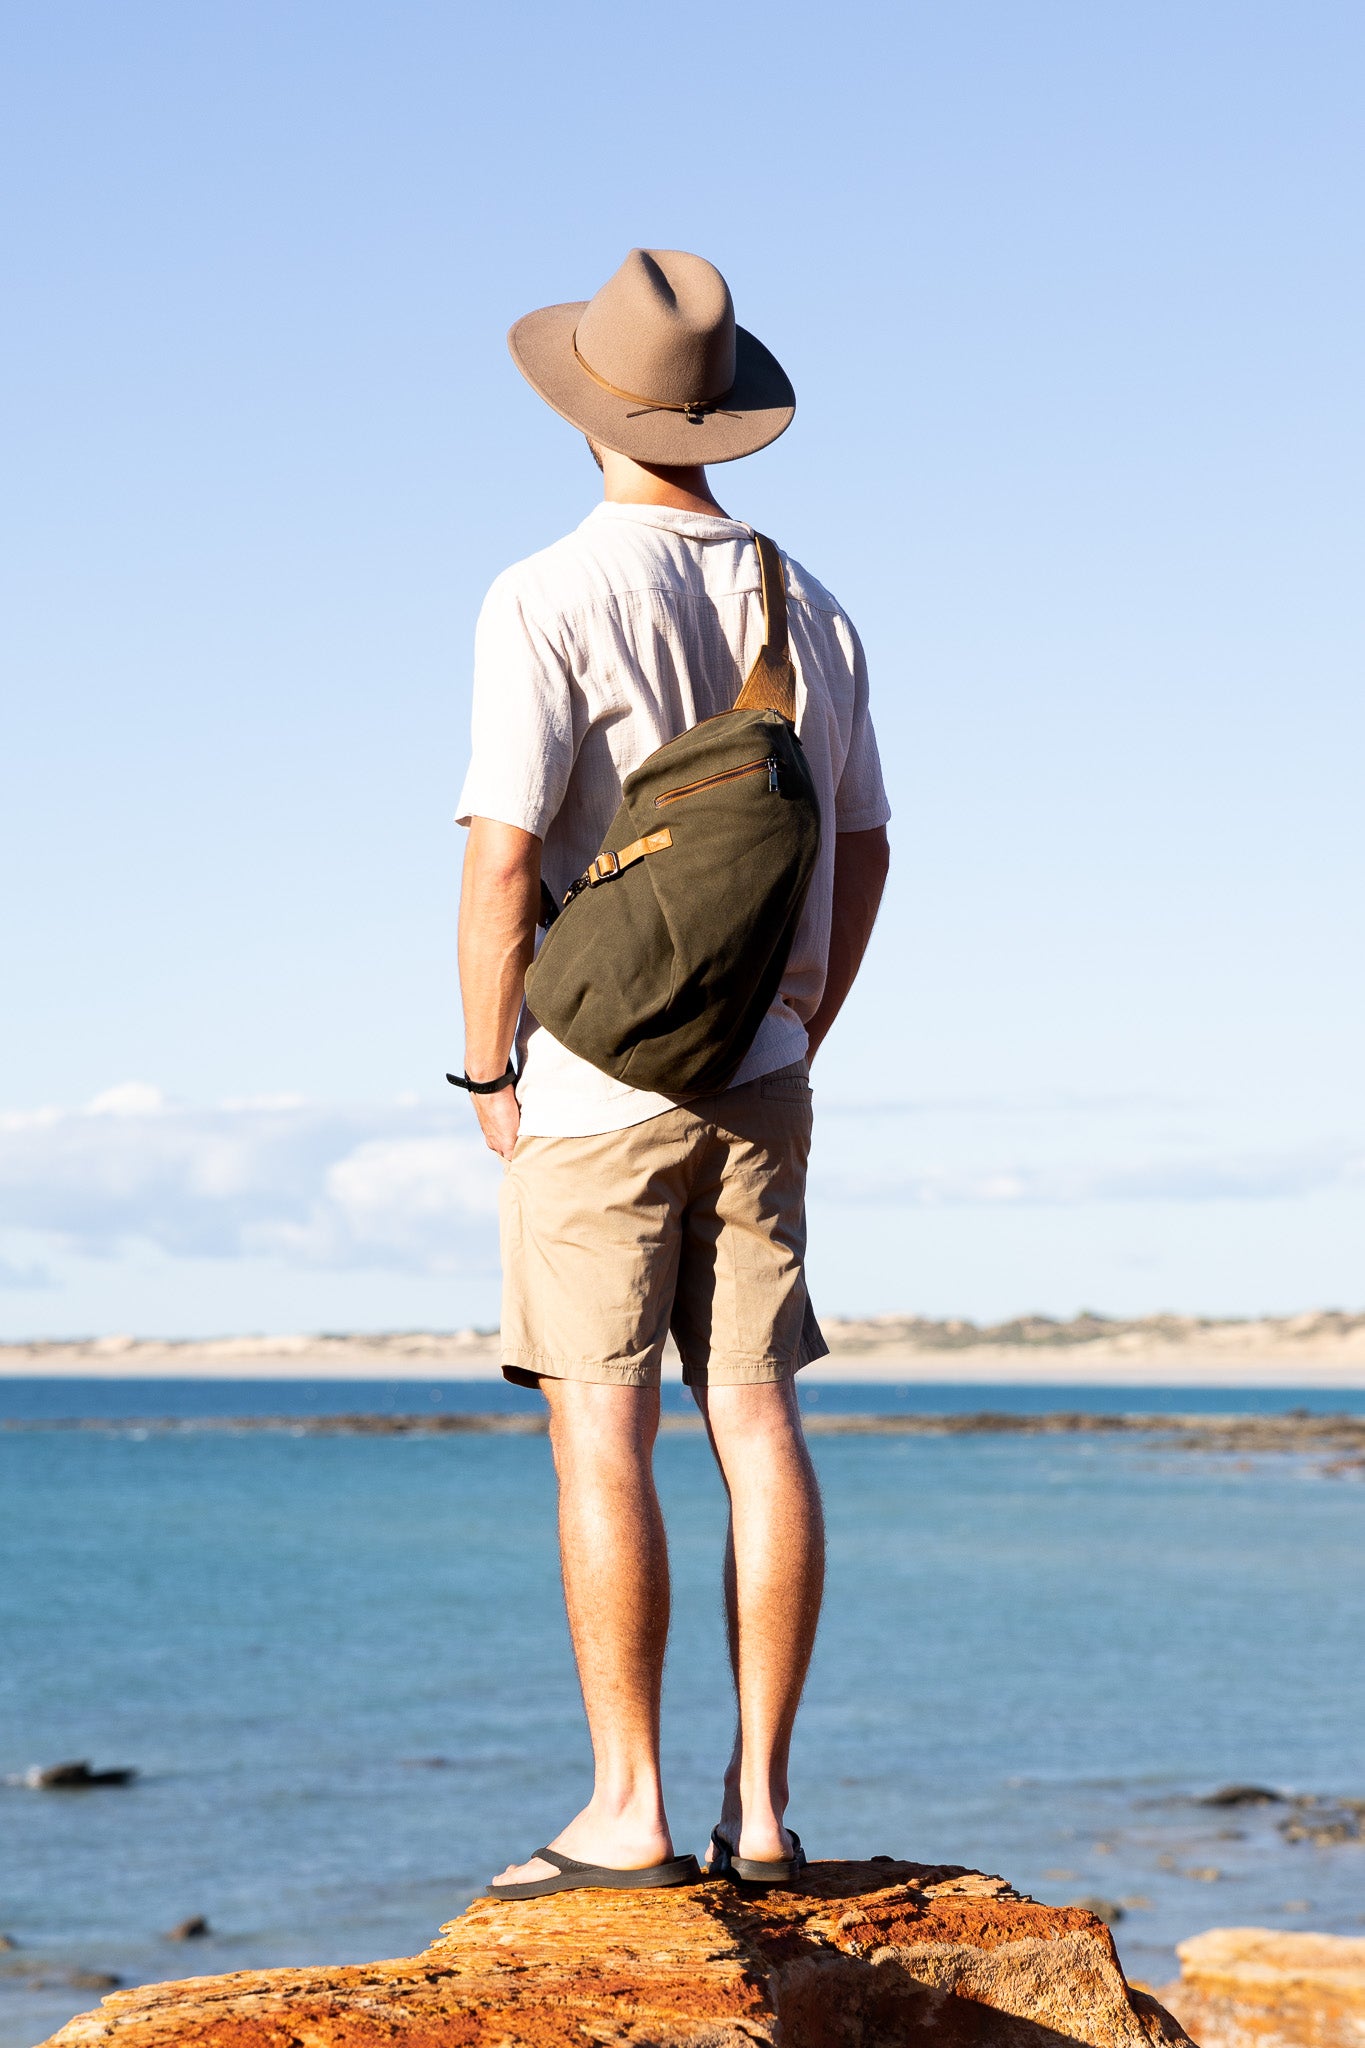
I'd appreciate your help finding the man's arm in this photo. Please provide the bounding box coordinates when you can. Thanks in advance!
[804,825,890,1062]
[458,817,543,1159]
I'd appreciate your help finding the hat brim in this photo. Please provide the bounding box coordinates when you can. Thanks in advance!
[508,301,795,465]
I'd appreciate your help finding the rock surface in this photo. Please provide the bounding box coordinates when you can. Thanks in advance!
[1161,1927,1365,2048]
[39,1860,1191,2048]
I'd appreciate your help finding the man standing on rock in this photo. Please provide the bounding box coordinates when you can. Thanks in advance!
[453,249,890,1898]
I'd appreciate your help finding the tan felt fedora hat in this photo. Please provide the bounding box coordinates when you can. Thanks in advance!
[508,248,795,466]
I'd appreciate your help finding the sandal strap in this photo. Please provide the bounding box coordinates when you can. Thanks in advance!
[531,1846,582,1873]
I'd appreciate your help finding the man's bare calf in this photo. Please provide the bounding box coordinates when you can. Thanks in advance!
[694,1377,825,1866]
[490,1380,675,1890]
[490,1373,824,1888]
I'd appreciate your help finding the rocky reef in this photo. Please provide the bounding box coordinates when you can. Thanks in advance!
[1161,1927,1365,2048]
[39,1859,1191,2047]
[11,1408,1365,1475]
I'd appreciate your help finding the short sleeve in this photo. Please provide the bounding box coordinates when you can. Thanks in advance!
[454,572,575,837]
[833,619,891,833]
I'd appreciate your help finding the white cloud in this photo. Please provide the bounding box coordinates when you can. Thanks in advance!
[86,1082,168,1117]
[251,1135,500,1270]
[0,1090,502,1275]
[2,1084,1360,1295]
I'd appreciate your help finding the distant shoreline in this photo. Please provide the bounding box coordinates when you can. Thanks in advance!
[4,1311,1365,1386]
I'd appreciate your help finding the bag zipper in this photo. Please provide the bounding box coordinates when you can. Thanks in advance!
[654,754,780,809]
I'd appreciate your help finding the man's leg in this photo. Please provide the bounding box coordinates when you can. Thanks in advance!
[693,1376,824,1865]
[491,1378,676,1886]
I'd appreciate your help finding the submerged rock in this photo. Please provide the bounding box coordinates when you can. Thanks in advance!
[1278,1797,1365,1845]
[163,1917,210,1941]
[1070,1895,1126,1924]
[22,1761,136,1790]
[1163,1927,1365,2048]
[38,1859,1191,2047]
[1200,1784,1284,1807]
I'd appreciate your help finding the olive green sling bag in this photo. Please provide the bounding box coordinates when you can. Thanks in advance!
[523,532,821,1097]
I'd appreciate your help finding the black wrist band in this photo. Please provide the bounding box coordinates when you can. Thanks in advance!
[445,1061,517,1095]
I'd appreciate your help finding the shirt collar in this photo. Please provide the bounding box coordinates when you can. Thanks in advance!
[585,501,752,543]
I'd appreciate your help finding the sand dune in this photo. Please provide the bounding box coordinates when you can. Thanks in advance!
[4,1311,1364,1385]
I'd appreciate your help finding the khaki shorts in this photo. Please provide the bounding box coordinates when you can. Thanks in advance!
[499,1060,827,1390]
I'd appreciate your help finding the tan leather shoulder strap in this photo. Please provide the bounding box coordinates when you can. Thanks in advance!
[753,531,789,664]
[732,531,796,721]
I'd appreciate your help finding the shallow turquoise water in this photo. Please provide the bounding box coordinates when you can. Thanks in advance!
[3,1384,1363,2046]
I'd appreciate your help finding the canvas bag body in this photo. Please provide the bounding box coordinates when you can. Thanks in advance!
[523,534,821,1096]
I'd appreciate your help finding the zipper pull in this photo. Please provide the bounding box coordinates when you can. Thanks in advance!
[767,755,780,793]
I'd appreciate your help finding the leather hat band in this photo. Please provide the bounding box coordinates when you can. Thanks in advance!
[571,333,738,424]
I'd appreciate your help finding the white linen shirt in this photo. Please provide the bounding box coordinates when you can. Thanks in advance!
[456,501,890,1137]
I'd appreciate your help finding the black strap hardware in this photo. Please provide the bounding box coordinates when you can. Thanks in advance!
[446,1061,517,1095]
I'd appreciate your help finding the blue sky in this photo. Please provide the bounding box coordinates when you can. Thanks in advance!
[2,1,1361,1338]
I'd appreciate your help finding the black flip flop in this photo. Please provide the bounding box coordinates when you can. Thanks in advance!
[707,1824,807,1886]
[486,1846,701,1901]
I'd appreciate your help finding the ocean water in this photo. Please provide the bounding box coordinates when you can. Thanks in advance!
[3,1381,1364,2048]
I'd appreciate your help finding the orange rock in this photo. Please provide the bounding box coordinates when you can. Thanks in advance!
[40,1860,1192,2047]
[1162,1927,1365,2048]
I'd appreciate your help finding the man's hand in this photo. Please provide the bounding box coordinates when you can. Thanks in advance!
[458,819,543,1160]
[471,1083,521,1162]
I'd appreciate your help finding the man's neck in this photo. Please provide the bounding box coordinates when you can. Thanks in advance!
[600,447,728,518]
